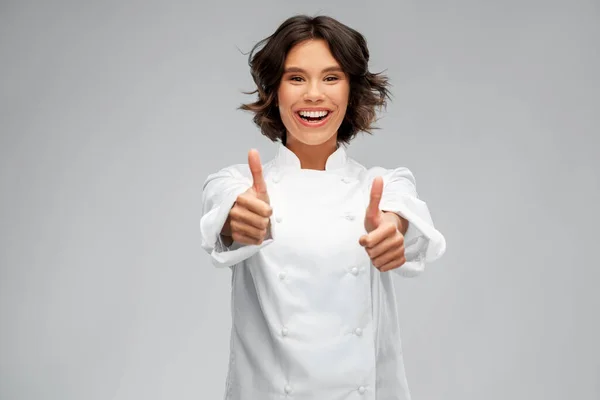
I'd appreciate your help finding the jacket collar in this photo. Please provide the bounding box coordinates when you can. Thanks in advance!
[274,142,348,171]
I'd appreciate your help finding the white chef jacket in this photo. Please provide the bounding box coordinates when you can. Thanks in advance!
[200,143,446,400]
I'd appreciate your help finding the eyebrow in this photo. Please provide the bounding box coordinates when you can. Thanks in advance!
[283,66,344,74]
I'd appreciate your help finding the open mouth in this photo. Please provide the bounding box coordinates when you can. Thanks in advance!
[297,110,331,123]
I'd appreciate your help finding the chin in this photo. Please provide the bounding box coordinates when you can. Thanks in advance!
[289,129,338,146]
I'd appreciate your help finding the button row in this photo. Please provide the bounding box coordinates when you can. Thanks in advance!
[269,172,366,397]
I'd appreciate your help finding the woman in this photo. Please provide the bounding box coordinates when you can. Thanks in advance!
[200,15,446,400]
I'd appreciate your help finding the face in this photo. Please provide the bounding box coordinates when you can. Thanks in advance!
[277,39,350,147]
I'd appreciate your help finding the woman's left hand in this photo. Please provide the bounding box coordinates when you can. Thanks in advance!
[359,177,407,272]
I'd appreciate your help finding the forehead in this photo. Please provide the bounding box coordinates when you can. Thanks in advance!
[284,39,340,67]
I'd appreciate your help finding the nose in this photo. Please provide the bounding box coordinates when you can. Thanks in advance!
[303,81,325,102]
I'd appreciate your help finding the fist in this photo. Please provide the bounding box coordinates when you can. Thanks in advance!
[222,149,273,246]
[359,176,407,272]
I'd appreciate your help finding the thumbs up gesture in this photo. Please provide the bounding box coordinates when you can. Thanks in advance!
[359,177,407,272]
[221,149,273,246]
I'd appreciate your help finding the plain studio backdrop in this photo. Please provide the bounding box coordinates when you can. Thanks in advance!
[1,0,599,399]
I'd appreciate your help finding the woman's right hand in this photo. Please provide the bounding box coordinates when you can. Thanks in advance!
[221,149,273,246]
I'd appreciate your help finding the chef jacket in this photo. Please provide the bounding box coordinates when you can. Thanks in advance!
[200,143,446,400]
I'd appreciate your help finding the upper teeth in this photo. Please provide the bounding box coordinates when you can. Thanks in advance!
[299,110,329,118]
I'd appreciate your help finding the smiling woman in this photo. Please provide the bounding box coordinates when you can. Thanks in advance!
[200,14,446,400]
[239,15,390,150]
[277,39,350,148]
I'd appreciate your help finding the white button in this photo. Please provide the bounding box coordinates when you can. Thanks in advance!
[272,175,281,183]
[358,386,366,394]
[278,271,287,280]
[345,214,355,221]
[275,216,283,223]
[284,384,292,394]
[281,327,288,336]
[354,328,363,336]
[342,177,351,183]
[351,267,359,275]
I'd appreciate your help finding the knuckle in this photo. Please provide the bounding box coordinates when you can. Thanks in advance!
[237,192,249,202]
[257,217,269,229]
[242,198,253,208]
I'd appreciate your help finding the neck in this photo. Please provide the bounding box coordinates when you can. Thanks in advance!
[286,135,338,170]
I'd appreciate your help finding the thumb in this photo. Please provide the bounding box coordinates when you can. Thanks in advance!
[248,149,269,201]
[366,176,383,224]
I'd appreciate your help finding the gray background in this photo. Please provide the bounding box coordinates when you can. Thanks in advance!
[1,0,599,399]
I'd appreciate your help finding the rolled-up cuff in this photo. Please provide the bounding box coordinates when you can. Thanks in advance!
[380,195,446,277]
[200,188,273,268]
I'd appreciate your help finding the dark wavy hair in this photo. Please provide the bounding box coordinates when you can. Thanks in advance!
[239,15,391,146]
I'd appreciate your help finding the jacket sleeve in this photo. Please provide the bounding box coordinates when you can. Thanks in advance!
[372,166,447,278]
[200,166,274,269]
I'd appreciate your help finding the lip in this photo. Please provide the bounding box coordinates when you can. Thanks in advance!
[295,108,332,112]
[294,109,333,128]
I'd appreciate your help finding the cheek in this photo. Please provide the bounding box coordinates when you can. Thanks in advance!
[276,90,296,127]
[277,84,298,107]
[330,86,350,110]
[276,92,289,114]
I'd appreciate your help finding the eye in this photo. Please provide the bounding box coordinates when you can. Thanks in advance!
[289,76,304,82]
[325,76,340,82]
